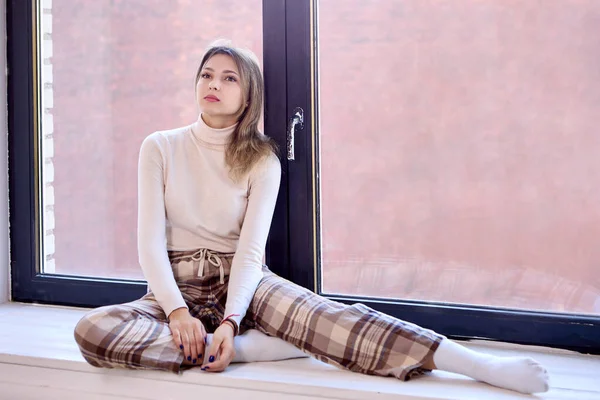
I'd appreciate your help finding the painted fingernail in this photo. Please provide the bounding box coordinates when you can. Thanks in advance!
[193,359,197,364]
[179,345,183,350]
[187,356,191,361]
[204,337,207,344]
[209,355,215,363]
[198,353,202,358]
[201,366,209,371]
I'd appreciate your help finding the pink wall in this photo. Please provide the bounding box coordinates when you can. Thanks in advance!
[52,0,262,279]
[319,1,600,314]
[51,1,600,314]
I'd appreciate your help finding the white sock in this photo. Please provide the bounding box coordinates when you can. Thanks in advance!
[432,339,549,394]
[203,329,308,364]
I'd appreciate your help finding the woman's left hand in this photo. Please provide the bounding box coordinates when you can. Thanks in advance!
[201,322,236,372]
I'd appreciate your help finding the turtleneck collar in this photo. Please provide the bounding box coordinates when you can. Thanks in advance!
[190,114,237,147]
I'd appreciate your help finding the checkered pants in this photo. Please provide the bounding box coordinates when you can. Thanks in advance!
[74,249,443,380]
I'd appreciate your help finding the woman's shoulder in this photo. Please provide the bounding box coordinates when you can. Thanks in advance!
[143,125,191,146]
[263,151,281,170]
[139,126,193,163]
[249,151,281,182]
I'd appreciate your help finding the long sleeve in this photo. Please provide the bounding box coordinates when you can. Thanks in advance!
[223,154,282,327]
[137,134,188,318]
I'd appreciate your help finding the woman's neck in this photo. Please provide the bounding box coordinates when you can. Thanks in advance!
[200,113,238,129]
[191,113,238,147]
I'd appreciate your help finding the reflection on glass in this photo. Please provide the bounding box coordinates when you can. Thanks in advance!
[318,0,600,315]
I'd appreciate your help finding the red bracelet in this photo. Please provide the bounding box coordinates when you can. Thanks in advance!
[220,314,240,336]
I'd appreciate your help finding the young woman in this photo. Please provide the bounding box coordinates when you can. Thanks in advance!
[74,40,549,394]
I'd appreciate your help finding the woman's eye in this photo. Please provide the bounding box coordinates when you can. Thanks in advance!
[225,76,237,82]
[201,73,211,79]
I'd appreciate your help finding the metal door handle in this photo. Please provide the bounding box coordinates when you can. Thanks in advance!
[287,107,304,160]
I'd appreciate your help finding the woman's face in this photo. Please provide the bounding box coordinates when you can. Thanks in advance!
[196,54,244,127]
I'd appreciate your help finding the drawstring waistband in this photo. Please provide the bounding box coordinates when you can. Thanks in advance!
[169,248,235,284]
[182,248,234,284]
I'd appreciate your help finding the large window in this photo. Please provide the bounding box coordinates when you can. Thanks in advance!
[9,0,600,354]
[43,1,262,280]
[317,0,600,316]
[9,0,270,305]
[284,0,600,353]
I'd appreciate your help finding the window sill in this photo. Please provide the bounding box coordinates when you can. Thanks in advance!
[0,302,598,400]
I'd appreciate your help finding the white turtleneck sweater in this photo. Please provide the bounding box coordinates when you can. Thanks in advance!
[137,115,281,328]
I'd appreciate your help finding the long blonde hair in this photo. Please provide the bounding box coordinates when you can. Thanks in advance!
[195,41,278,180]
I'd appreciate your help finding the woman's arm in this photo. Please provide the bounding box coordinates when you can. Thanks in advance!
[137,133,188,318]
[223,153,282,329]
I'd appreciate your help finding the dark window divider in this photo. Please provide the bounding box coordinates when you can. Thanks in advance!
[284,0,318,290]
[263,0,290,280]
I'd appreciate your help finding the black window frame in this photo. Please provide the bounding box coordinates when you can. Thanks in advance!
[8,0,600,355]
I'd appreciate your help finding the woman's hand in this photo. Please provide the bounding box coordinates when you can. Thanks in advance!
[168,308,207,365]
[201,322,236,372]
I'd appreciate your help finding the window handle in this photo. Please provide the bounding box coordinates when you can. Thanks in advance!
[287,107,304,161]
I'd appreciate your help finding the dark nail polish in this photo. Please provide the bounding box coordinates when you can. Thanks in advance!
[198,353,202,358]
[179,345,183,350]
[193,359,197,364]
[187,356,191,361]
[209,355,215,363]
[204,337,207,344]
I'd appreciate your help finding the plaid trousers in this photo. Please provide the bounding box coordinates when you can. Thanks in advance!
[74,249,443,380]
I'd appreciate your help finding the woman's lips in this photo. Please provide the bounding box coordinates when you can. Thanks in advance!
[204,95,220,102]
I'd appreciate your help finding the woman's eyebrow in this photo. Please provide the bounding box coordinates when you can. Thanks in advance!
[203,67,239,76]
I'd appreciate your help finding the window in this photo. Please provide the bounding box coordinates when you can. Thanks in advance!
[317,0,600,316]
[9,0,268,306]
[284,0,600,353]
[9,0,600,354]
[42,1,263,280]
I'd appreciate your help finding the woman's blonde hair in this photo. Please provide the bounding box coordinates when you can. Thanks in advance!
[195,40,278,180]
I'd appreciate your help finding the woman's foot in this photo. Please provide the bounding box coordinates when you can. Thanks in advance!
[432,339,549,394]
[475,355,549,394]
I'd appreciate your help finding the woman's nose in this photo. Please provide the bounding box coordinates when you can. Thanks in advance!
[209,80,220,90]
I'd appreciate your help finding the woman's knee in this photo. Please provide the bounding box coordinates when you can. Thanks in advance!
[73,305,124,349]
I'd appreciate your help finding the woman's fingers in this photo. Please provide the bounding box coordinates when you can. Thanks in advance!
[203,340,234,372]
[202,329,235,372]
[169,315,210,366]
[171,327,183,352]
[211,346,234,372]
[190,329,199,364]
[202,335,221,370]
[181,330,191,363]
[195,322,206,362]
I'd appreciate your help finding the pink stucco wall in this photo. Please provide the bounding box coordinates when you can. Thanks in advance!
[50,1,600,314]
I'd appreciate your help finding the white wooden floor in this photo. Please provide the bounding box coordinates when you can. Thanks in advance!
[0,302,599,400]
